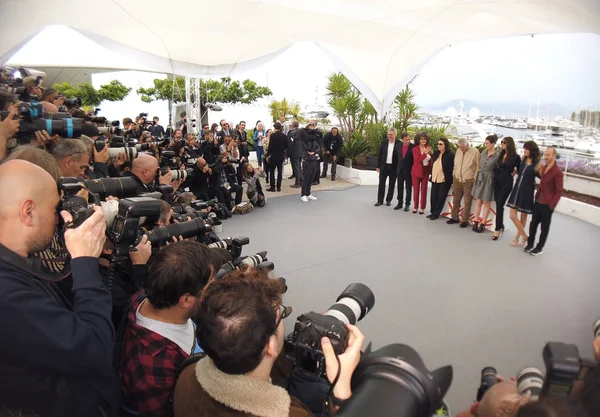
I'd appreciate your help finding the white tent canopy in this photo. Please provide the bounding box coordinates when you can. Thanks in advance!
[2,0,599,114]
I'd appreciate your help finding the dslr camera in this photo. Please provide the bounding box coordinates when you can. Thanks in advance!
[285,283,375,378]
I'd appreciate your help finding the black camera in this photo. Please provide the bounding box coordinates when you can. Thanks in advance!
[476,367,499,401]
[109,197,161,246]
[285,283,375,379]
[170,168,193,181]
[214,249,273,279]
[64,97,82,108]
[144,217,213,247]
[0,102,82,144]
[227,157,240,164]
[208,236,249,260]
[58,181,96,229]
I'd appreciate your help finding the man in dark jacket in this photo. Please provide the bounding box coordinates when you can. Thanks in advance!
[287,120,302,188]
[265,122,288,192]
[191,157,212,201]
[375,128,401,207]
[0,160,119,417]
[394,132,415,211]
[210,153,242,209]
[321,127,343,181]
[299,123,321,202]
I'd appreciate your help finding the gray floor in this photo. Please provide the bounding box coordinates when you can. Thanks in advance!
[217,185,600,412]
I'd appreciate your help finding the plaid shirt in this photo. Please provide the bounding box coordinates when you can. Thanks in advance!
[118,291,189,417]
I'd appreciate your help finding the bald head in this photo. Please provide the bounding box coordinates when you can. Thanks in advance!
[478,382,527,417]
[131,153,159,184]
[0,160,59,256]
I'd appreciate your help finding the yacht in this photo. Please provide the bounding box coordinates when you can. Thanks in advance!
[514,121,528,130]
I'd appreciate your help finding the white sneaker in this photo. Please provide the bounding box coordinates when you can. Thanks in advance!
[301,196,308,202]
[307,195,317,201]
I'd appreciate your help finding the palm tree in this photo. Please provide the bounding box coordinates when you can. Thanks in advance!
[394,86,420,134]
[269,97,291,121]
[326,72,363,138]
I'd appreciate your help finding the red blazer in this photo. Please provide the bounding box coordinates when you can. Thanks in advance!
[411,146,432,178]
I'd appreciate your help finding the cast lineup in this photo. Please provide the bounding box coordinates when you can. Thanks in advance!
[375,129,564,256]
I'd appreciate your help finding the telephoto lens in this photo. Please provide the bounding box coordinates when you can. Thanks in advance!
[593,318,600,338]
[324,283,375,326]
[83,177,138,200]
[108,146,138,160]
[144,217,213,247]
[170,169,188,181]
[476,367,499,401]
[517,367,544,401]
[238,251,268,267]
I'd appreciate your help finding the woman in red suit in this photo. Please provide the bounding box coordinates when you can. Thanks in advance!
[411,132,433,214]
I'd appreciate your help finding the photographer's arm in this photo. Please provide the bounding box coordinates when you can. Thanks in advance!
[0,106,20,160]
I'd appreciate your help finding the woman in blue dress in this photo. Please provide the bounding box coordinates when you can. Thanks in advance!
[507,140,540,247]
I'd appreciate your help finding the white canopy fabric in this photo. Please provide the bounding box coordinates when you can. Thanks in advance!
[2,0,599,113]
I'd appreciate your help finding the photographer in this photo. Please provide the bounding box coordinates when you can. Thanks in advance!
[0,103,20,160]
[191,157,212,201]
[118,241,214,417]
[288,120,302,187]
[124,153,170,195]
[53,138,91,178]
[80,134,111,179]
[201,133,220,165]
[321,127,343,181]
[176,111,188,135]
[185,133,201,158]
[173,268,364,417]
[457,376,530,417]
[0,160,119,416]
[149,116,166,138]
[210,152,242,210]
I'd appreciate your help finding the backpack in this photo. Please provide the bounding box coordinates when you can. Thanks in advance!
[232,201,254,215]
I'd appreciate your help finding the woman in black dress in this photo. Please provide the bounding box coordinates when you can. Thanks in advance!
[507,140,540,247]
[492,136,521,240]
[428,137,454,220]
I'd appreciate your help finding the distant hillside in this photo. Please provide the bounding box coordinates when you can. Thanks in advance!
[420,100,569,118]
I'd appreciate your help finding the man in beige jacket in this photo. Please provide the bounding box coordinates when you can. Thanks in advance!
[447,138,480,227]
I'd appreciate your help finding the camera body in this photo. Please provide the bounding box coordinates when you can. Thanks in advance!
[58,182,95,228]
[541,342,594,398]
[285,312,348,378]
[285,283,375,379]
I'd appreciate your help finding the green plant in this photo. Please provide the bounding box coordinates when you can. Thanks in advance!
[394,85,420,134]
[326,72,378,139]
[269,98,307,123]
[363,122,388,156]
[53,80,131,107]
[341,136,370,163]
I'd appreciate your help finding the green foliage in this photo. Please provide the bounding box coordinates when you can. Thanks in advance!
[53,80,131,107]
[137,76,272,105]
[341,135,370,163]
[269,98,306,123]
[363,122,388,156]
[570,111,576,121]
[326,72,377,139]
[394,85,420,135]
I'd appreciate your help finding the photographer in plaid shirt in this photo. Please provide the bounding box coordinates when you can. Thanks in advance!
[117,241,219,417]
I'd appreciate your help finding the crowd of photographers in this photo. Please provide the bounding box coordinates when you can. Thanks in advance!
[1,73,600,417]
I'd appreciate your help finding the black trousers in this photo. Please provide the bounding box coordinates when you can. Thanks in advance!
[528,202,553,250]
[430,181,451,216]
[494,182,512,231]
[269,160,284,190]
[292,157,303,185]
[322,153,337,177]
[314,158,321,182]
[263,159,271,183]
[396,170,412,206]
[214,185,242,209]
[302,159,317,196]
[377,164,396,204]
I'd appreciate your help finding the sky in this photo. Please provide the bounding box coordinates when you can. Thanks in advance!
[229,33,600,111]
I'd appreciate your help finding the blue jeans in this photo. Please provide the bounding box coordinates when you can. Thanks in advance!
[256,146,264,167]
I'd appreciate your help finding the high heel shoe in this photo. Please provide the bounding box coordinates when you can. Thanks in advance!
[510,235,519,247]
[520,235,529,247]
[492,227,504,241]
[472,221,479,232]
[476,223,485,233]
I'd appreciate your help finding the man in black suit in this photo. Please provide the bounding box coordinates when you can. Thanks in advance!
[287,120,302,188]
[265,122,288,192]
[394,132,415,211]
[375,128,401,206]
